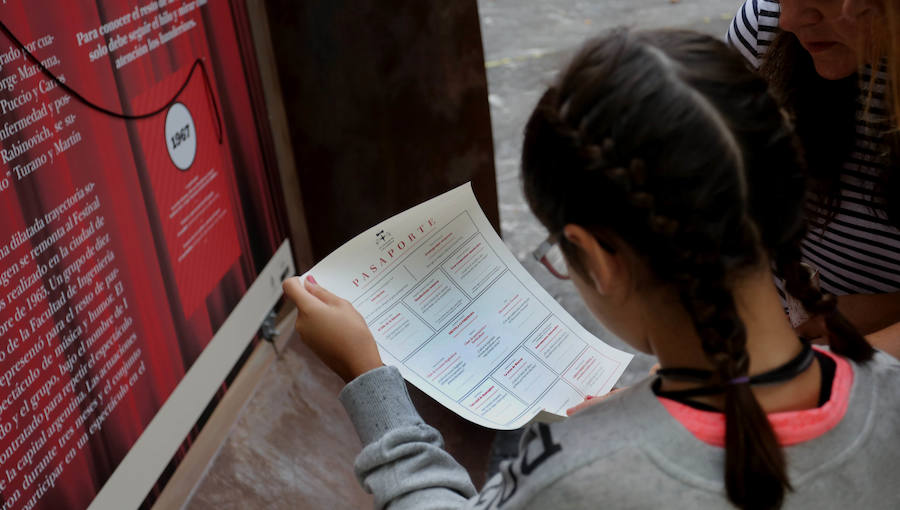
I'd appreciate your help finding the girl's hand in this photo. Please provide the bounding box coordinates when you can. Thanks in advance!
[565,388,621,416]
[282,275,383,383]
[565,364,657,415]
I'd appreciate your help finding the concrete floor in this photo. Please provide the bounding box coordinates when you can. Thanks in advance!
[185,1,746,508]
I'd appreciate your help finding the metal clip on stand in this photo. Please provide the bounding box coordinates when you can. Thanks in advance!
[257,309,283,358]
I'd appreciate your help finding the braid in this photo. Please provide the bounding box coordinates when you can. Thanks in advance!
[678,218,790,510]
[774,233,875,362]
[578,138,684,259]
[525,88,683,268]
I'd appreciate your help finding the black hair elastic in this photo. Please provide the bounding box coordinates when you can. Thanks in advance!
[653,341,815,400]
[0,19,223,143]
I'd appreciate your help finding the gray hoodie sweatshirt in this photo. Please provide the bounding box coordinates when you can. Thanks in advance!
[339,352,900,509]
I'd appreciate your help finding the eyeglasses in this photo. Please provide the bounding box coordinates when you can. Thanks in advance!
[532,234,570,280]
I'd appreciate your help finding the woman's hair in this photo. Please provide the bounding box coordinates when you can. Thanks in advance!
[760,26,900,229]
[521,29,874,510]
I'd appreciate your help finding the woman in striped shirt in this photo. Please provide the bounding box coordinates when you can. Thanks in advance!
[728,0,900,357]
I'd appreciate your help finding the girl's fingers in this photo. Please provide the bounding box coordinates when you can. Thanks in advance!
[565,387,623,415]
[303,275,343,305]
[282,276,320,312]
[566,395,599,416]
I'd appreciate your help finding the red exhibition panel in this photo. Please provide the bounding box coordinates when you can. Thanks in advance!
[0,2,284,509]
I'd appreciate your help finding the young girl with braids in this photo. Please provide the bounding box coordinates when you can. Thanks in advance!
[282,29,900,509]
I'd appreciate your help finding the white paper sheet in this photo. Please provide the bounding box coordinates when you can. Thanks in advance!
[303,183,633,430]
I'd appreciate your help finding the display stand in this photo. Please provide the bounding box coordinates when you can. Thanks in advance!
[152,1,500,507]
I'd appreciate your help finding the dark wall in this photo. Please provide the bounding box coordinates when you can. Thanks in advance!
[262,0,499,487]
[265,0,500,262]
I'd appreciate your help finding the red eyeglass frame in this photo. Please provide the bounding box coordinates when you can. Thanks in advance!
[531,235,570,280]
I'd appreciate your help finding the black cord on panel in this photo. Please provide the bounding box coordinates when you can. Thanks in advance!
[0,19,223,142]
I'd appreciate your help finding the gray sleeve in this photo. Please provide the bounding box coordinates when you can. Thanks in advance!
[339,366,478,509]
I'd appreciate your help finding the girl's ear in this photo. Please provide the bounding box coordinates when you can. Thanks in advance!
[562,224,626,296]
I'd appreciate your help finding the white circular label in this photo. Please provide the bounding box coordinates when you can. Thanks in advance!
[165,102,197,171]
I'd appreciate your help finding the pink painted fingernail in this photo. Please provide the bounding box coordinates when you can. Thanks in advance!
[306,275,317,285]
[585,395,594,400]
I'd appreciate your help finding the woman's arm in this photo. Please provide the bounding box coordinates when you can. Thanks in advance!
[795,292,900,358]
[836,292,900,336]
[866,321,900,360]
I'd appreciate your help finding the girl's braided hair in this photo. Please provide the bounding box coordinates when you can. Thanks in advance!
[521,29,873,510]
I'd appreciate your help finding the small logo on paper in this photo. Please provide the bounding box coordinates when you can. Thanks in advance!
[375,229,394,250]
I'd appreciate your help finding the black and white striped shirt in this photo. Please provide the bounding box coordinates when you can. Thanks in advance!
[728,0,900,296]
